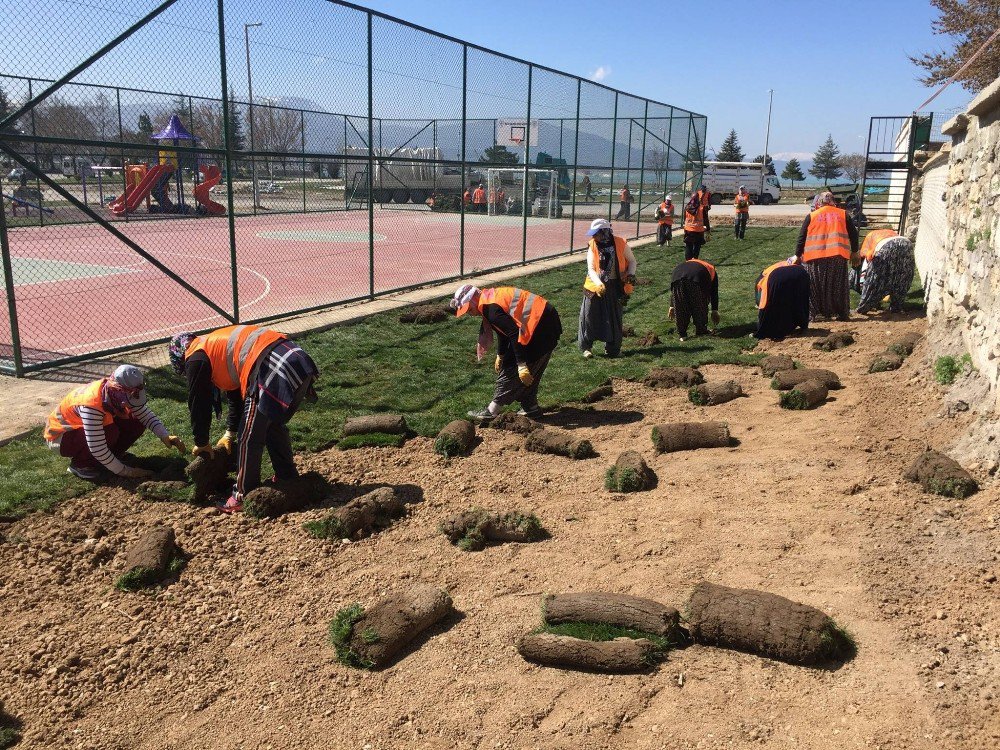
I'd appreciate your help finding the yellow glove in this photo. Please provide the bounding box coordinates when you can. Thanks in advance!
[595,283,606,297]
[495,355,502,374]
[216,430,234,454]
[192,444,215,460]
[711,310,721,326]
[518,365,534,386]
[161,435,186,455]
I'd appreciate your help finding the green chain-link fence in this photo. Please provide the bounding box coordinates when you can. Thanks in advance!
[0,0,706,375]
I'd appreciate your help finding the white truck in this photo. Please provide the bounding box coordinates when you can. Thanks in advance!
[700,161,781,205]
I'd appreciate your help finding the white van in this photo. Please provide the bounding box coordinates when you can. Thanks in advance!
[701,161,781,205]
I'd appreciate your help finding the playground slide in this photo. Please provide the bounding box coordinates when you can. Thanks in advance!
[193,164,226,215]
[109,164,174,216]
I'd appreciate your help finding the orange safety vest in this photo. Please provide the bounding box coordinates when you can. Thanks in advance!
[734,193,750,213]
[688,258,717,282]
[473,187,485,204]
[657,201,673,225]
[684,204,706,232]
[860,228,898,261]
[488,189,497,203]
[478,287,548,346]
[45,379,112,442]
[699,189,711,209]
[802,205,851,262]
[755,261,787,310]
[185,324,286,396]
[584,236,634,295]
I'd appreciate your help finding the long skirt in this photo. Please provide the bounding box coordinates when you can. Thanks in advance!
[671,279,708,338]
[755,265,811,341]
[493,351,552,409]
[578,280,624,356]
[857,237,916,313]
[804,255,850,320]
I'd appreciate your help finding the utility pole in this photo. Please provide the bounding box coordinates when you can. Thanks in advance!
[244,22,262,210]
[760,88,773,198]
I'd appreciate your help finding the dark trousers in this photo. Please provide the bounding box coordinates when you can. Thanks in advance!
[615,202,631,220]
[474,202,486,213]
[734,212,748,239]
[657,223,672,246]
[671,280,709,338]
[59,417,145,470]
[493,351,552,410]
[684,232,704,260]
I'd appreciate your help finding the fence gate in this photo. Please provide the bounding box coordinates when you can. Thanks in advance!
[861,114,933,232]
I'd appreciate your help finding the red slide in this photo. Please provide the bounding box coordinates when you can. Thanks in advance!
[194,164,226,215]
[109,164,174,216]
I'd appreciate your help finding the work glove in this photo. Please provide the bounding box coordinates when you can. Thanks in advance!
[626,274,637,287]
[192,444,215,460]
[120,465,154,480]
[594,282,606,297]
[711,310,721,326]
[215,430,235,455]
[667,306,676,321]
[517,365,534,387]
[161,435,186,455]
[495,355,502,374]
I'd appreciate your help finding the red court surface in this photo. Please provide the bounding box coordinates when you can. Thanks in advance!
[1,208,656,367]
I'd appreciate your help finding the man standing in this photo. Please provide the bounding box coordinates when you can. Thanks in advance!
[655,194,674,247]
[582,174,593,201]
[615,185,633,220]
[473,182,486,213]
[733,185,751,240]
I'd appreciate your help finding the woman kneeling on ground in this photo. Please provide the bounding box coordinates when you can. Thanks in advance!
[856,229,916,315]
[452,284,562,423]
[668,258,720,342]
[578,218,636,359]
[754,257,811,341]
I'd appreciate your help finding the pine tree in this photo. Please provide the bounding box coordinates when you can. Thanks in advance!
[911,0,1000,93]
[479,144,518,165]
[716,129,745,162]
[752,154,776,175]
[809,135,843,184]
[227,86,246,151]
[781,158,805,188]
[137,112,154,141]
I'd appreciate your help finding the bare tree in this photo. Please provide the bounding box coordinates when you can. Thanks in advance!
[190,101,225,152]
[646,146,669,188]
[253,99,304,177]
[840,153,867,182]
[911,0,1000,93]
[33,95,97,170]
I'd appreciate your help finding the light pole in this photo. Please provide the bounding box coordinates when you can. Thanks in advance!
[244,22,262,210]
[760,88,773,199]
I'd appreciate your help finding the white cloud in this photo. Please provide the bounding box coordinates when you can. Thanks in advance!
[590,66,610,83]
[771,151,814,160]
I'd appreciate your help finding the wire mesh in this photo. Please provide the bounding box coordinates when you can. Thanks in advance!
[0,0,705,375]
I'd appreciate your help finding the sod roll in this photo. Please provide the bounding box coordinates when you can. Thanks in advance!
[398,304,450,324]
[778,379,828,410]
[688,380,745,406]
[760,354,795,377]
[581,384,614,404]
[543,592,680,637]
[812,331,855,351]
[116,526,177,591]
[525,428,596,459]
[771,368,840,390]
[887,332,921,356]
[185,450,233,502]
[868,352,905,373]
[904,450,978,499]
[643,366,704,389]
[342,414,408,437]
[651,422,730,453]
[243,472,329,518]
[434,419,475,456]
[517,633,655,673]
[306,487,404,540]
[490,413,540,434]
[604,451,652,492]
[440,508,546,551]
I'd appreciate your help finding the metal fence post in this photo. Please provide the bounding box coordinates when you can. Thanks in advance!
[521,64,533,265]
[0,206,24,376]
[608,93,618,221]
[665,108,674,198]
[625,116,634,236]
[301,110,307,212]
[27,80,43,228]
[367,12,375,299]
[636,100,648,239]
[216,0,240,321]
[459,44,467,277]
[569,79,581,253]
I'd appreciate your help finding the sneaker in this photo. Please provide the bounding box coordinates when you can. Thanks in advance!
[582,350,593,359]
[466,408,495,424]
[518,405,543,418]
[68,465,102,481]
[216,495,243,514]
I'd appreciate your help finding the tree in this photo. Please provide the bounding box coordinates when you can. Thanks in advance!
[840,153,866,182]
[809,135,843,184]
[227,86,246,151]
[716,129,745,162]
[0,84,18,135]
[646,146,669,187]
[911,0,1000,93]
[479,144,518,165]
[781,158,805,188]
[684,135,705,171]
[137,112,154,141]
[752,154,776,175]
[255,99,304,177]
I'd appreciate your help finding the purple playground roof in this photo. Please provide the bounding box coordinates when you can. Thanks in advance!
[152,114,195,141]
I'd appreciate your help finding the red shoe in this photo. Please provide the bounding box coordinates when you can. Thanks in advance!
[216,495,243,514]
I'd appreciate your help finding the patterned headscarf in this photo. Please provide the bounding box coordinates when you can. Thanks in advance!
[101,379,133,418]
[168,332,196,376]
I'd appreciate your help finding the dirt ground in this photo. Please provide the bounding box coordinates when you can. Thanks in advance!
[2,315,998,750]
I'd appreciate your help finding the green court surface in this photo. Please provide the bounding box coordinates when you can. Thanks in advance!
[12,257,131,286]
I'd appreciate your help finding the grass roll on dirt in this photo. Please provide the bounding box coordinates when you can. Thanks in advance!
[115,526,181,592]
[543,592,681,638]
[778,379,828,410]
[490,413,540,434]
[329,584,454,669]
[398,304,450,324]
[304,487,405,540]
[635,332,661,347]
[760,354,795,377]
[771,368,840,390]
[651,422,730,453]
[643,367,704,389]
[440,508,546,551]
[686,582,856,666]
[525,428,596,459]
[517,632,657,673]
[342,414,408,437]
[887,332,922,356]
[688,380,745,406]
[434,419,475,457]
[812,332,855,351]
[604,451,652,492]
[185,450,233,502]
[905,450,978,499]
[869,352,905,373]
[581,382,614,404]
[243,472,329,518]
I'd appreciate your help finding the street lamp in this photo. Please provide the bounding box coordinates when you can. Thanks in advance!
[760,89,773,199]
[244,21,262,210]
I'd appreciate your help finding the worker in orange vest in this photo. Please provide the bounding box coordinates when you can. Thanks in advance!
[667,258,720,341]
[168,325,318,513]
[655,194,674,247]
[793,191,859,321]
[463,186,472,207]
[44,365,185,481]
[614,185,633,220]
[696,184,712,231]
[451,283,562,422]
[579,218,637,358]
[754,258,810,340]
[496,187,507,214]
[473,183,486,213]
[682,193,708,260]
[733,185,751,240]
[855,229,915,315]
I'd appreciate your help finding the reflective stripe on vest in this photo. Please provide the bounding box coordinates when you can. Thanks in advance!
[658,201,673,225]
[584,236,634,295]
[735,194,750,213]
[479,287,548,345]
[684,205,705,232]
[802,206,851,262]
[44,379,110,442]
[756,261,787,310]
[688,258,717,281]
[860,228,898,261]
[186,325,286,395]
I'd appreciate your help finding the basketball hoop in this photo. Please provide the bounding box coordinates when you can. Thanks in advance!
[510,136,523,147]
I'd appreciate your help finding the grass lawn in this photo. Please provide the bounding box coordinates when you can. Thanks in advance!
[0,227,807,518]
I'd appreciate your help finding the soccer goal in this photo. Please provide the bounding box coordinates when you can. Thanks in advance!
[485,168,560,218]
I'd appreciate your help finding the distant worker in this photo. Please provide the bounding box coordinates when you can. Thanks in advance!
[683,193,708,260]
[793,190,859,321]
[733,185,751,240]
[473,182,486,213]
[169,325,319,513]
[615,184,633,220]
[44,365,185,481]
[496,186,507,214]
[463,185,472,208]
[578,218,637,359]
[754,258,811,341]
[451,284,562,422]
[697,183,713,231]
[856,229,916,315]
[582,174,593,201]
[668,258,720,342]
[655,194,674,247]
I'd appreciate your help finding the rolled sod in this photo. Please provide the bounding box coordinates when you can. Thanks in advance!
[329,584,454,669]
[643,366,704,389]
[543,592,680,638]
[887,332,921,356]
[905,450,978,499]
[185,450,233,502]
[517,633,656,673]
[440,508,546,551]
[490,412,540,434]
[760,354,795,377]
[778,379,828,410]
[635,332,661,347]
[115,526,178,592]
[581,383,614,404]
[434,419,476,456]
[812,331,855,351]
[688,380,745,406]
[651,422,730,454]
[304,487,405,540]
[398,304,450,324]
[604,450,652,492]
[868,352,904,373]
[342,414,408,437]
[622,325,636,338]
[243,472,329,518]
[687,582,855,665]
[771,368,840,390]
[525,428,596,459]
